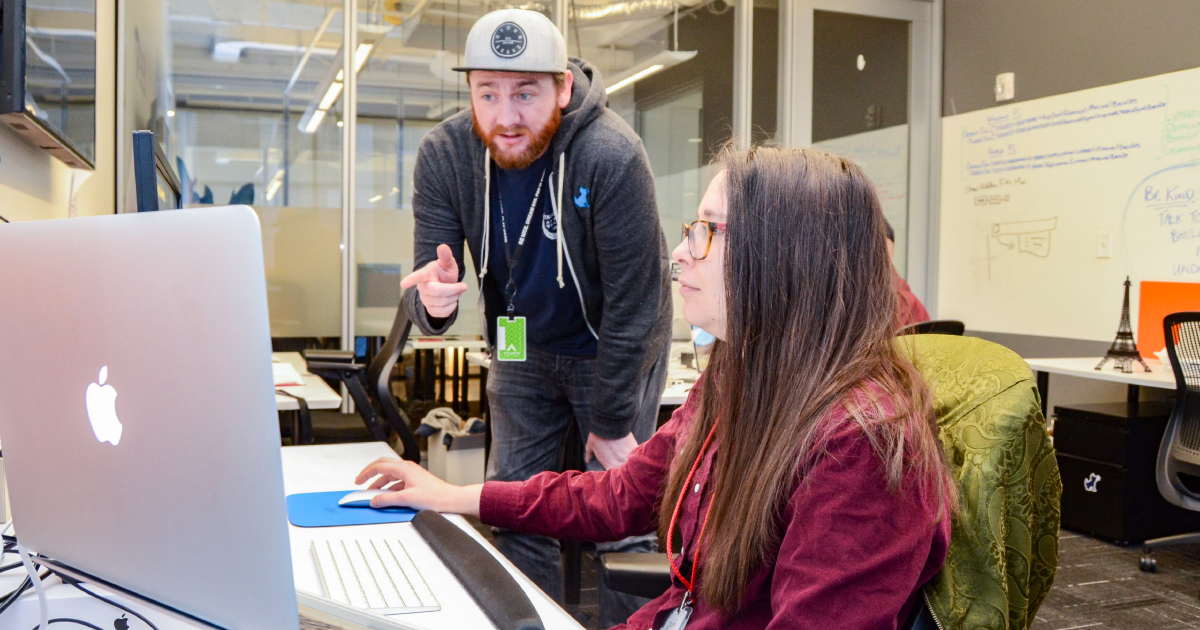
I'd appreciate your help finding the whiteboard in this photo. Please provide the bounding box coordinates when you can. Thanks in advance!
[938,65,1200,341]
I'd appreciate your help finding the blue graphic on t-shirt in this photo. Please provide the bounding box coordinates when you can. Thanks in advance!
[574,187,590,208]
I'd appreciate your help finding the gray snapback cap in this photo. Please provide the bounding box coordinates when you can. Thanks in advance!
[453,9,568,74]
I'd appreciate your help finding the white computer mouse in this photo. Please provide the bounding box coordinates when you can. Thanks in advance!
[337,489,388,508]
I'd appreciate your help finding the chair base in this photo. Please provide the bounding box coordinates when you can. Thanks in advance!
[1140,531,1200,572]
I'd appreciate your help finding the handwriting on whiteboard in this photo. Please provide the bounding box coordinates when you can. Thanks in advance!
[987,218,1058,280]
[1123,162,1200,279]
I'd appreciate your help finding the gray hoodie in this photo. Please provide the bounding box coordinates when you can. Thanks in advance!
[402,57,672,439]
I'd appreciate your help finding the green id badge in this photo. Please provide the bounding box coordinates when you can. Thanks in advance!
[497,316,527,362]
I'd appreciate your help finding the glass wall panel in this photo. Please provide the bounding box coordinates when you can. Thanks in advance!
[809,10,912,276]
[164,0,346,341]
[574,0,734,339]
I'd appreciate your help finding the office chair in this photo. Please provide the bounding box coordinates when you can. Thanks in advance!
[602,335,1061,630]
[297,307,421,461]
[898,319,966,336]
[1140,311,1200,573]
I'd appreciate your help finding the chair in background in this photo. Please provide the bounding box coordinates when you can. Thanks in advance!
[601,335,1061,630]
[898,320,966,336]
[298,306,421,461]
[1139,311,1200,573]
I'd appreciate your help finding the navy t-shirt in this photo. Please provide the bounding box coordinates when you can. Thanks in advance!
[482,153,598,357]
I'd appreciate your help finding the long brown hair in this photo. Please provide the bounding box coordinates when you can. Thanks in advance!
[658,146,955,615]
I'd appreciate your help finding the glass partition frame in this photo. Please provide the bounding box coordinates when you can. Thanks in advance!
[780,0,938,307]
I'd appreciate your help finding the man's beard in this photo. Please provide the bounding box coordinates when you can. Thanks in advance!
[473,108,561,170]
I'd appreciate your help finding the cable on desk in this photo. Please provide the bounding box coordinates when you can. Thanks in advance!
[0,570,50,618]
[30,618,106,630]
[55,573,160,630]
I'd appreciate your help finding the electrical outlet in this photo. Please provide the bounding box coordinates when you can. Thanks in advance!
[995,72,1015,102]
[1097,231,1113,258]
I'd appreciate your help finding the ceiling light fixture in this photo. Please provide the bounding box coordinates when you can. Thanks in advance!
[303,109,327,134]
[298,23,393,134]
[354,43,373,73]
[265,169,286,201]
[317,80,344,111]
[605,50,696,95]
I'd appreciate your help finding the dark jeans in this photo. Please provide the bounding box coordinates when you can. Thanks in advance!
[487,343,668,628]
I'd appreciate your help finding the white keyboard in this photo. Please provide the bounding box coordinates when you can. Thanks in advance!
[312,538,441,614]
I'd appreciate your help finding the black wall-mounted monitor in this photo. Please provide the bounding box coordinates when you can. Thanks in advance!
[133,130,181,212]
[0,0,96,170]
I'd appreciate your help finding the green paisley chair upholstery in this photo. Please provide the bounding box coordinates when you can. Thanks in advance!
[903,334,1062,630]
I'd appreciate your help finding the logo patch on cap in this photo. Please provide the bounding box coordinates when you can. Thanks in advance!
[491,22,527,58]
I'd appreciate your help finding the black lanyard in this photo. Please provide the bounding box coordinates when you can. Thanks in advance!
[497,165,547,317]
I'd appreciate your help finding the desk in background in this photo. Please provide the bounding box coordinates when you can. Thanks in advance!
[274,351,342,411]
[1026,357,1175,417]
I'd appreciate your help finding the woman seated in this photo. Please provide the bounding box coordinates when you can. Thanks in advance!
[356,146,955,630]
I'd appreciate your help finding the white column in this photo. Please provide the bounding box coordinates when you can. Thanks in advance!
[341,0,359,411]
[554,0,570,48]
[732,0,754,149]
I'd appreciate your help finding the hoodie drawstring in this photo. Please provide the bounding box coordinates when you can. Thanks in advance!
[483,149,567,289]
[554,153,566,288]
[480,148,491,283]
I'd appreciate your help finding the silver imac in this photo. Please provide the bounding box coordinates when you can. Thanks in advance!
[0,206,298,629]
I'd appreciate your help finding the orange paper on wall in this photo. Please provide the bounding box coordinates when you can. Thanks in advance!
[1138,281,1200,358]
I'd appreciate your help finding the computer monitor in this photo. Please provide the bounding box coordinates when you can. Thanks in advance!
[133,130,182,212]
[0,206,298,629]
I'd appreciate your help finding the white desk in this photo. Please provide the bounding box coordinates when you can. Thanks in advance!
[2,443,584,630]
[1026,357,1177,417]
[465,343,700,408]
[274,351,343,412]
[408,338,489,351]
[282,442,584,630]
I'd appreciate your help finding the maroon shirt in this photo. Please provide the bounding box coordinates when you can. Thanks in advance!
[480,388,951,630]
[895,271,931,328]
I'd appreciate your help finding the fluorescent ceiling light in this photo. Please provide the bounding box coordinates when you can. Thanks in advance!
[368,194,383,203]
[303,109,327,134]
[265,170,286,201]
[608,65,663,94]
[297,23,393,134]
[317,81,344,111]
[605,50,697,95]
[354,44,373,73]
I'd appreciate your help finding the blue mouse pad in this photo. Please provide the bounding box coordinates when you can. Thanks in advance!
[287,491,418,528]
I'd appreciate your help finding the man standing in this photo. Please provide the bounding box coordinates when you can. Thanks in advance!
[398,9,671,624]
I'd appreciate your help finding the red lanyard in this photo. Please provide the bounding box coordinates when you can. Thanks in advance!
[666,419,719,595]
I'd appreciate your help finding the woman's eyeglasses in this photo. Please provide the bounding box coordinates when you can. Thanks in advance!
[681,220,727,260]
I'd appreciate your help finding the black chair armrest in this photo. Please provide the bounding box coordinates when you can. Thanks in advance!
[600,552,672,599]
[302,349,356,364]
[305,360,367,374]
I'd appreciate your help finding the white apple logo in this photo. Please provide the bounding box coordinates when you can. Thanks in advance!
[85,366,122,445]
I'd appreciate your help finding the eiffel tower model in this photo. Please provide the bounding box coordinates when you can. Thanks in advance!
[1095,276,1151,373]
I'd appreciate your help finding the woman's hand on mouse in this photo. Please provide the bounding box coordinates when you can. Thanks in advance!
[353,458,483,517]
